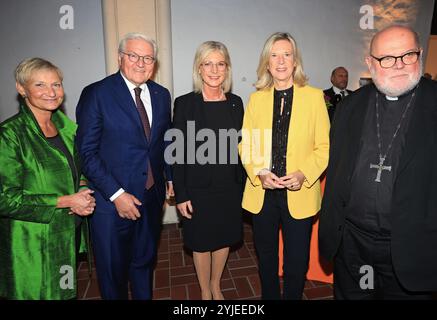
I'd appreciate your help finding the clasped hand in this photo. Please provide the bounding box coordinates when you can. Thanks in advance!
[258,169,305,191]
[68,188,96,216]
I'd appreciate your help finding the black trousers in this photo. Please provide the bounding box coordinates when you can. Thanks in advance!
[334,220,432,300]
[252,190,313,300]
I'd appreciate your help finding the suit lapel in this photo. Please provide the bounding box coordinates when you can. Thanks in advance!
[225,93,241,130]
[397,80,434,174]
[289,85,302,147]
[325,87,335,100]
[110,73,146,143]
[257,88,274,169]
[263,87,275,128]
[344,85,372,180]
[147,81,160,143]
[193,92,207,129]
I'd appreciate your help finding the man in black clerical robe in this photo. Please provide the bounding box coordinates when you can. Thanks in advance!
[319,25,437,299]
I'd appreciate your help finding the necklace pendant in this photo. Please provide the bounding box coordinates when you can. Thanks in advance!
[372,89,416,183]
[369,156,392,183]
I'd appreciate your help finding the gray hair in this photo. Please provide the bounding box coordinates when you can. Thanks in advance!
[192,41,232,93]
[15,57,63,86]
[118,33,158,58]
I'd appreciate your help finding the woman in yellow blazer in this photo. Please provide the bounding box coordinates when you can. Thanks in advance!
[239,32,330,299]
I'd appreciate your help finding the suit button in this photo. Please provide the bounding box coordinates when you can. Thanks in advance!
[338,225,342,231]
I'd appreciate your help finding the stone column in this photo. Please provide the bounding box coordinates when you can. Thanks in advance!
[101,0,178,223]
[101,0,173,95]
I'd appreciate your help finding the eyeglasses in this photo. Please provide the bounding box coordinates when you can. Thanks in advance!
[201,61,227,72]
[120,52,155,65]
[370,51,420,69]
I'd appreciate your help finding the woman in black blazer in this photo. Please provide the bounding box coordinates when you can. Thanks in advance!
[172,41,244,300]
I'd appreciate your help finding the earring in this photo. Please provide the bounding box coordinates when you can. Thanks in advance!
[22,95,27,99]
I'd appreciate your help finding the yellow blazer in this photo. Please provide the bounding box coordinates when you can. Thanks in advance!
[239,85,330,219]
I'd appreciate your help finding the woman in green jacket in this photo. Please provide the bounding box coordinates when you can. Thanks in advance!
[0,58,95,299]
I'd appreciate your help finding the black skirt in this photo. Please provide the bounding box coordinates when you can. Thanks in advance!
[182,182,243,252]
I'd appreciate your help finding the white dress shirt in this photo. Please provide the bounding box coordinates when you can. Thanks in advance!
[333,86,349,97]
[121,73,153,125]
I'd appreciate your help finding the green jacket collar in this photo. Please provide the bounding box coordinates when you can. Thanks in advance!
[20,104,77,138]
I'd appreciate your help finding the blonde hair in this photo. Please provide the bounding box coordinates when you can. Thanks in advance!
[192,41,232,93]
[15,57,63,86]
[255,32,308,90]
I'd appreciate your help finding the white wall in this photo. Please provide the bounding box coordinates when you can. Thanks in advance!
[171,0,435,105]
[0,0,106,121]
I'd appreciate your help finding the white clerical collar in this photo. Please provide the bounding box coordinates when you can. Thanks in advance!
[385,95,398,101]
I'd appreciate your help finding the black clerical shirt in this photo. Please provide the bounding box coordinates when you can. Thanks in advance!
[346,86,417,237]
[270,87,293,178]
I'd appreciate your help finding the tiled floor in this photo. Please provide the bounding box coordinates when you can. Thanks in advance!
[77,221,333,300]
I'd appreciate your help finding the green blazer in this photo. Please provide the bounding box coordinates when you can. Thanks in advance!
[0,105,80,299]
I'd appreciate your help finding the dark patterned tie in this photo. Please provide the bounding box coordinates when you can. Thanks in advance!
[134,87,154,189]
[340,90,345,99]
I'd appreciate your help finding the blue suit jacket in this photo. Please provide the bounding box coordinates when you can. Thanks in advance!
[75,72,171,212]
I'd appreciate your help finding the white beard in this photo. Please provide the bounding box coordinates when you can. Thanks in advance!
[370,59,422,97]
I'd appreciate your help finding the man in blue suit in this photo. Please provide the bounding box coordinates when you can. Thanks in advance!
[76,33,173,300]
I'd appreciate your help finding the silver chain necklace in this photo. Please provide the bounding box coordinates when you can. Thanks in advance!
[369,87,417,182]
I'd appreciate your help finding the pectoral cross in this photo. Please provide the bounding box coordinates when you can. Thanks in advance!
[369,157,392,183]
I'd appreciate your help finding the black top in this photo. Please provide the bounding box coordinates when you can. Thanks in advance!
[202,99,239,187]
[46,134,78,187]
[271,87,293,178]
[346,87,417,236]
[172,91,244,204]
